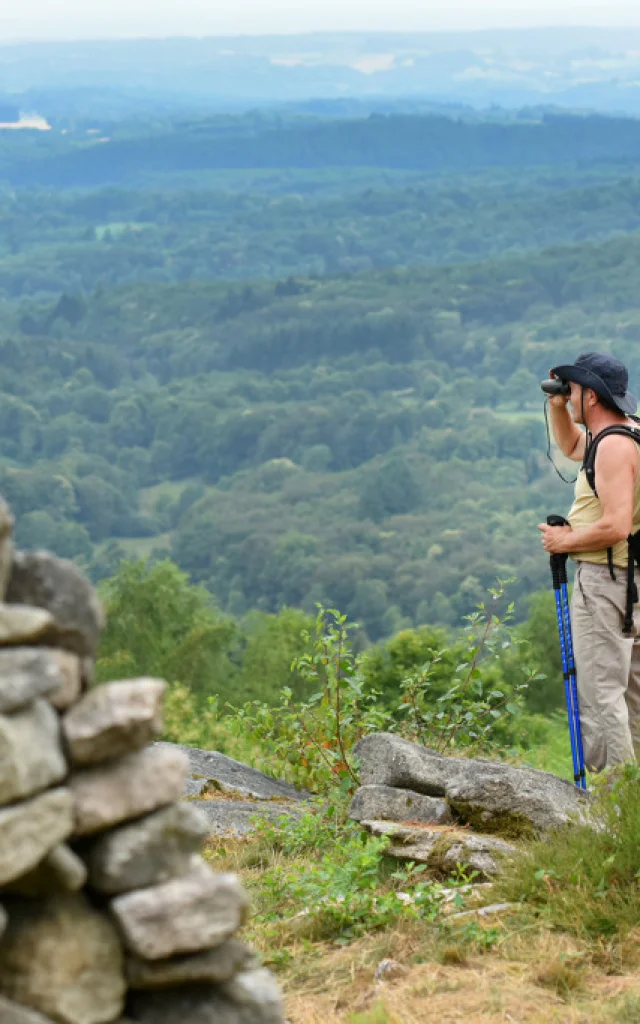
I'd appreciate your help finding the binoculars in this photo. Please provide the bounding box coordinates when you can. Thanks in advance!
[541,378,571,397]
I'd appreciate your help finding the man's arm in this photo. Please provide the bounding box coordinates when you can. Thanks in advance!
[539,434,638,554]
[548,395,585,461]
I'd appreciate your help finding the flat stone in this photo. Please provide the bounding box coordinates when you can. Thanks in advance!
[0,648,65,713]
[70,745,188,837]
[127,968,285,1024]
[110,857,249,960]
[0,789,74,886]
[86,802,208,895]
[126,938,254,989]
[0,700,67,807]
[0,605,56,647]
[47,651,83,711]
[0,894,126,1024]
[191,798,302,837]
[361,820,519,881]
[354,733,589,835]
[64,679,166,767]
[8,844,87,897]
[6,551,105,659]
[0,995,56,1024]
[155,741,309,802]
[450,902,517,921]
[350,785,452,825]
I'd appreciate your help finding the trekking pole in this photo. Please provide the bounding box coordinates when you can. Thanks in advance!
[547,515,587,789]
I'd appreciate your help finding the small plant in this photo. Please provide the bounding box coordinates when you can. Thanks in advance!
[247,807,450,942]
[227,607,392,796]
[396,580,538,754]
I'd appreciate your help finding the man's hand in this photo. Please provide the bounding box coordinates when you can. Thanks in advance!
[538,523,573,553]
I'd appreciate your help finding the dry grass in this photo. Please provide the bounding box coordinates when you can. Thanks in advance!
[280,925,640,1023]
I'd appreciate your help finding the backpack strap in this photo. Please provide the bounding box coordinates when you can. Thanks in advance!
[583,420,640,635]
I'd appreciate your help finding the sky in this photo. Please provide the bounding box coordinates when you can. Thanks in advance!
[2,0,640,42]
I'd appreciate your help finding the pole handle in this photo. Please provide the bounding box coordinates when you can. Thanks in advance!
[547,515,570,588]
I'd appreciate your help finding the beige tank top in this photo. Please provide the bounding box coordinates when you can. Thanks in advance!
[568,456,640,567]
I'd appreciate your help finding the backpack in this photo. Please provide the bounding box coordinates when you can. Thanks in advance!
[583,416,640,634]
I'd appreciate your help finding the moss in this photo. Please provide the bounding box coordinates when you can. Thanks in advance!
[453,803,535,841]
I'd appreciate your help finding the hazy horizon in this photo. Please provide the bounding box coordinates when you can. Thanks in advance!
[2,0,640,43]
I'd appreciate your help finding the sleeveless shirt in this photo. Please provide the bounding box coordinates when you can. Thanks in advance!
[568,454,640,568]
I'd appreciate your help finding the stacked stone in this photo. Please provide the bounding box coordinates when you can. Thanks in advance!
[0,501,284,1024]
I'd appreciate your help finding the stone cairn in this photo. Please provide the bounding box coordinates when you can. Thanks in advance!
[0,500,284,1024]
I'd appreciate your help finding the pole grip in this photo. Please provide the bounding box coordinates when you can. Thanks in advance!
[547,515,570,589]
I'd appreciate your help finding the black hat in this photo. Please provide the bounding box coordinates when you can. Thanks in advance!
[551,352,637,415]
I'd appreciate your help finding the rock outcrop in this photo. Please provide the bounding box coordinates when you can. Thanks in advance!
[0,523,285,1024]
[353,732,589,836]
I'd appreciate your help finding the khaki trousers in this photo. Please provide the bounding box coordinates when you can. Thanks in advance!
[571,561,640,772]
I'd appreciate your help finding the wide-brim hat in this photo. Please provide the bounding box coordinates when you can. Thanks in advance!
[551,352,637,415]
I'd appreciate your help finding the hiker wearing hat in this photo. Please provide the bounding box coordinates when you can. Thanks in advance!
[538,353,640,773]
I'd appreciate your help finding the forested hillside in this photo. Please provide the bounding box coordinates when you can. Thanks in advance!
[2,107,640,639]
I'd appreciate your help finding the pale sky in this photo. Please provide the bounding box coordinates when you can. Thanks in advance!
[2,0,640,42]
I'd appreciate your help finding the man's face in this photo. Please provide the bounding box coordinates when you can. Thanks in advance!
[568,381,585,423]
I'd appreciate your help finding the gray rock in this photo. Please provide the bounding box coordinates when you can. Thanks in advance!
[128,968,284,1024]
[0,648,65,713]
[8,844,87,897]
[64,679,166,767]
[191,798,302,837]
[126,938,254,989]
[0,497,14,599]
[0,894,126,1024]
[354,733,589,835]
[350,785,452,825]
[0,605,56,647]
[0,789,74,886]
[0,700,67,807]
[110,857,249,960]
[0,995,56,1024]
[70,744,188,837]
[6,551,105,659]
[47,650,83,711]
[155,741,309,802]
[86,802,208,895]
[361,820,519,881]
[450,902,517,921]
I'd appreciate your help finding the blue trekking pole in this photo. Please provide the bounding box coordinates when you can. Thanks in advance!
[547,515,587,789]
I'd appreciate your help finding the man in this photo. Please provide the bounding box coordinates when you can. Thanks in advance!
[538,352,640,773]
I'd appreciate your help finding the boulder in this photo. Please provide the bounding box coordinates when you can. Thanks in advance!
[0,893,126,1024]
[191,798,302,837]
[0,789,75,886]
[362,820,519,881]
[70,745,188,837]
[126,938,254,989]
[86,802,208,895]
[0,700,66,807]
[349,784,452,825]
[0,648,65,713]
[155,742,309,802]
[127,968,284,1024]
[354,733,589,835]
[47,651,83,712]
[110,857,248,960]
[63,679,166,767]
[0,606,56,647]
[0,995,56,1024]
[6,551,105,659]
[7,844,88,897]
